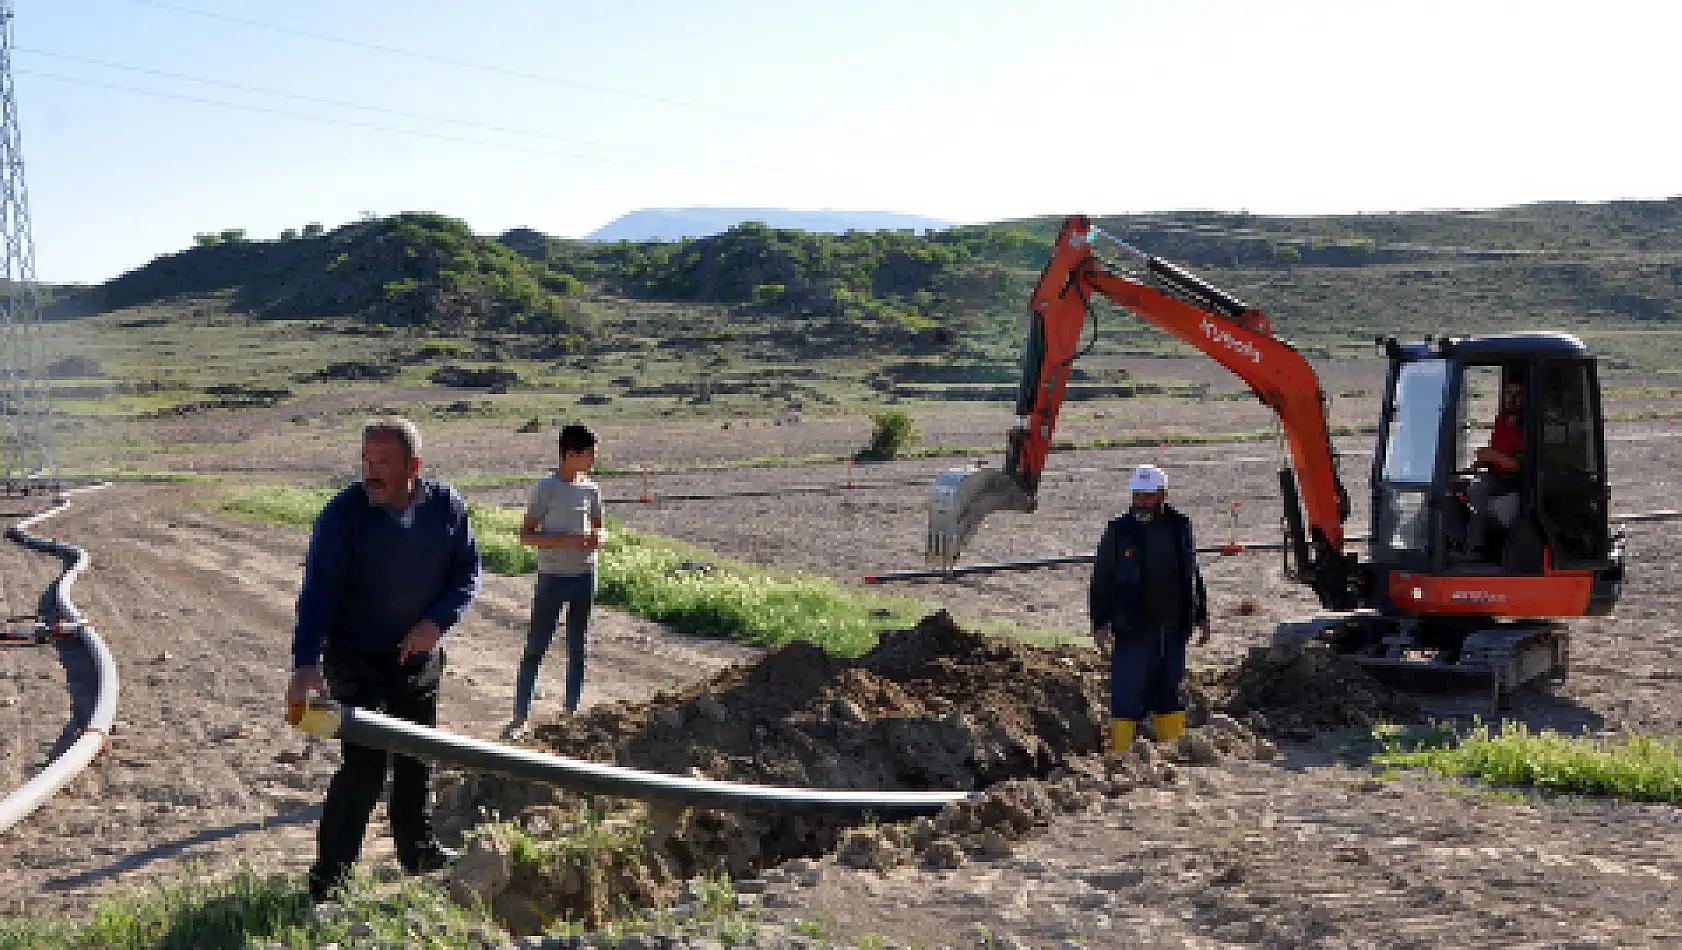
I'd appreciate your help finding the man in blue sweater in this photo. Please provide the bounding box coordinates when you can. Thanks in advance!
[1089,464,1211,753]
[286,416,482,902]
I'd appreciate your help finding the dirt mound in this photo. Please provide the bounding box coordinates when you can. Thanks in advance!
[436,611,1111,931]
[526,610,1108,791]
[1188,640,1419,739]
[434,613,1396,933]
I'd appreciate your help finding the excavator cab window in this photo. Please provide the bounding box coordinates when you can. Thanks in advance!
[1375,358,1450,560]
[1454,365,1509,476]
[1439,356,1608,573]
[1439,360,1534,565]
[1443,362,1530,566]
[1535,359,1608,564]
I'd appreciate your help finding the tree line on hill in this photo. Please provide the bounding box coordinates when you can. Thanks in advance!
[46,198,1682,348]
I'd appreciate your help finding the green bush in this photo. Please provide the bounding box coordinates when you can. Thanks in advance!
[861,409,920,460]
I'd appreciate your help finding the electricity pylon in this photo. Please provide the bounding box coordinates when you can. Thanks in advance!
[0,0,52,478]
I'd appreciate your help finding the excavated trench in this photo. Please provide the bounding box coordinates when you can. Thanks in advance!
[435,612,1418,933]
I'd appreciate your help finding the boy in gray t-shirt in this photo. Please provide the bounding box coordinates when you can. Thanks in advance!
[504,424,604,739]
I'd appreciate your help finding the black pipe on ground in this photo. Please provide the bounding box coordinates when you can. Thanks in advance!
[865,506,1682,585]
[863,539,1307,584]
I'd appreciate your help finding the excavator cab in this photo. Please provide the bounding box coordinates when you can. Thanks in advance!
[1369,332,1622,614]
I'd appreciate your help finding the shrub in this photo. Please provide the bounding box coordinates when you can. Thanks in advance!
[861,409,920,460]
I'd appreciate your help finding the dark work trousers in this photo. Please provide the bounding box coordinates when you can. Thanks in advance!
[309,645,444,893]
[514,570,596,718]
[1109,624,1187,722]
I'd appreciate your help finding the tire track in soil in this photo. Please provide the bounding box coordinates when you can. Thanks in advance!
[0,483,755,917]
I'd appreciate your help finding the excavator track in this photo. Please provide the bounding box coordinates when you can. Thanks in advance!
[1277,615,1568,716]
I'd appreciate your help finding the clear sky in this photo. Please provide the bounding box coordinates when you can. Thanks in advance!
[12,0,1681,283]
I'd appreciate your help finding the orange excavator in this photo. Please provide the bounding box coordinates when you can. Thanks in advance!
[927,215,1625,705]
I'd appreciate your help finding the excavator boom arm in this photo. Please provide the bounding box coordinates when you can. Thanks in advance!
[930,216,1353,602]
[1079,270,1346,550]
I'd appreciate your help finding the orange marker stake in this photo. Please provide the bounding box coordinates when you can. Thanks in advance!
[1222,499,1243,554]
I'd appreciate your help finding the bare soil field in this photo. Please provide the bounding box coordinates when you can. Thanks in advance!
[568,420,1682,737]
[4,392,1682,946]
[0,484,755,916]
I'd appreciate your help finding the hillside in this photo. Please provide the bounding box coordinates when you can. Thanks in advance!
[586,207,953,242]
[2,279,86,307]
[45,198,1682,373]
[50,213,593,338]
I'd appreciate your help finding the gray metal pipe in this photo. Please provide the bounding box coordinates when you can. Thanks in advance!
[292,700,974,816]
[0,485,118,836]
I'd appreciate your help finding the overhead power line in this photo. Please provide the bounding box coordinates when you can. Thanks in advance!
[17,67,629,164]
[17,46,656,159]
[17,67,798,178]
[121,0,785,126]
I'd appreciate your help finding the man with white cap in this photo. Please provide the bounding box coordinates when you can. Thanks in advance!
[1089,463,1210,752]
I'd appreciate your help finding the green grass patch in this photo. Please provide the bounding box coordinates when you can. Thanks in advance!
[458,426,1325,485]
[1374,721,1682,804]
[0,865,503,950]
[594,526,925,656]
[96,470,225,484]
[220,485,338,530]
[221,486,943,656]
[221,486,538,576]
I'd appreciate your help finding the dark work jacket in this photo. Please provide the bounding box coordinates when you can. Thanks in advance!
[291,478,482,669]
[1088,503,1208,637]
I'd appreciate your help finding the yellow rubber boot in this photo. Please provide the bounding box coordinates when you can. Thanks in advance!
[1110,718,1137,753]
[1152,711,1186,743]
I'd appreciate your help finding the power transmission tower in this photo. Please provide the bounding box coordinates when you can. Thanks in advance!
[0,0,52,478]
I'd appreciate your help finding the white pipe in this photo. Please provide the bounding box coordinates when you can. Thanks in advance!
[0,484,117,835]
[293,700,975,815]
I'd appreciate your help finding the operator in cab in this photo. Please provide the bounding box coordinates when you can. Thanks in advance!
[1466,377,1526,559]
[1089,464,1210,753]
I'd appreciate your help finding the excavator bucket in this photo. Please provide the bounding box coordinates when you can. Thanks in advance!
[925,466,1035,570]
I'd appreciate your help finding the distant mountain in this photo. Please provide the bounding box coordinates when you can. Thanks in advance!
[586,208,954,242]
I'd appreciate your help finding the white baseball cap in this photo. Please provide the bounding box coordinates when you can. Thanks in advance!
[1128,464,1167,492]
